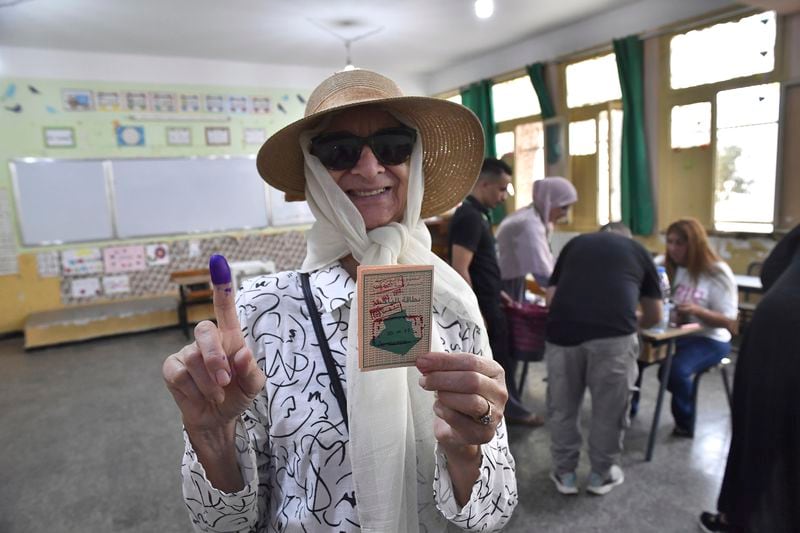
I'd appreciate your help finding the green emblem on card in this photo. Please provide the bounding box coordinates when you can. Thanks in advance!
[371,310,421,355]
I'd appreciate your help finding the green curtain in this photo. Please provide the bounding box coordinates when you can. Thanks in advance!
[526,63,561,165]
[461,79,504,221]
[613,35,655,235]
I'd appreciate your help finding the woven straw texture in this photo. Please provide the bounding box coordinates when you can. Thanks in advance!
[257,69,484,218]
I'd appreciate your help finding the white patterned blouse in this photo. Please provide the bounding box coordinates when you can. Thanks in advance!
[180,262,517,532]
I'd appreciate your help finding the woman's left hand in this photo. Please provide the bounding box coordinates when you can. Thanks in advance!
[416,352,508,448]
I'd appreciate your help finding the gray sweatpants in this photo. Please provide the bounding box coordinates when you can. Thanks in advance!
[546,333,639,477]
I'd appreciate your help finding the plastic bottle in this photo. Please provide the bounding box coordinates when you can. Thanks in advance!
[655,266,671,332]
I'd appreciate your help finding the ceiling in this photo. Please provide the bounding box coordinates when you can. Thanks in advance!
[0,0,642,76]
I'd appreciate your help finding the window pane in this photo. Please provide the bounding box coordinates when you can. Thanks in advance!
[569,119,596,155]
[565,54,622,108]
[492,76,541,122]
[446,94,462,105]
[717,83,780,128]
[513,122,545,210]
[495,131,515,158]
[670,11,776,89]
[597,110,623,225]
[671,102,711,148]
[714,123,778,231]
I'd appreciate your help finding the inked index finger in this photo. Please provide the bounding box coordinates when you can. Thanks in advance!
[416,352,501,378]
[209,254,244,352]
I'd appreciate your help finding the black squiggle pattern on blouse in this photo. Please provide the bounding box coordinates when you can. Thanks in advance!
[180,264,517,532]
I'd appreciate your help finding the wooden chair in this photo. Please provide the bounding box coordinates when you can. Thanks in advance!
[169,268,213,338]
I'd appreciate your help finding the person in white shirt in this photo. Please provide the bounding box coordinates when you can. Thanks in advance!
[661,218,738,438]
[161,69,517,533]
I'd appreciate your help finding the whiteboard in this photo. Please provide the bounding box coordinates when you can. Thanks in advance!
[11,160,114,245]
[268,185,315,226]
[111,158,269,238]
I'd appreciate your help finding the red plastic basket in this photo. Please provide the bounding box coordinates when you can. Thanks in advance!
[505,301,548,362]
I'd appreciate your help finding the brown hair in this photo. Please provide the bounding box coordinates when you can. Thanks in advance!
[665,218,720,282]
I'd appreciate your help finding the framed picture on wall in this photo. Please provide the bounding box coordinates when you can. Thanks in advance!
[43,127,76,148]
[252,96,270,113]
[152,92,177,113]
[180,94,201,112]
[117,125,145,147]
[243,127,266,146]
[166,127,192,146]
[61,89,94,111]
[205,126,230,146]
[96,91,123,112]
[205,95,225,113]
[125,92,149,112]
[229,95,249,113]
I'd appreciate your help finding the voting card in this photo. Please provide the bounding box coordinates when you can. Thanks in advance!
[357,264,433,371]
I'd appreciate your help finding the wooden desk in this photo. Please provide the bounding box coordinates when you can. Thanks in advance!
[639,324,708,461]
[170,269,213,338]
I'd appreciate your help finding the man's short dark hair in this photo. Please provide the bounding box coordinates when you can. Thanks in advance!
[479,158,512,182]
[599,221,632,238]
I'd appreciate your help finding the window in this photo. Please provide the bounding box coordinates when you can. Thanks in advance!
[495,131,514,158]
[597,109,623,226]
[565,53,622,108]
[568,119,597,155]
[511,122,545,210]
[671,102,711,149]
[714,82,780,233]
[670,11,776,89]
[491,76,541,122]
[446,94,462,105]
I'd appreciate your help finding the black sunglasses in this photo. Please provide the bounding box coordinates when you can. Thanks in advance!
[309,126,417,171]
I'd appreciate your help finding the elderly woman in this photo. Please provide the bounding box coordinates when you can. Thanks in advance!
[162,70,516,532]
[496,177,578,300]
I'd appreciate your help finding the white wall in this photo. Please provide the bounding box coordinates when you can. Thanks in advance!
[423,0,736,94]
[0,46,427,94]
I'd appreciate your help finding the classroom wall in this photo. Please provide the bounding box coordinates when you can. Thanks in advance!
[0,74,313,334]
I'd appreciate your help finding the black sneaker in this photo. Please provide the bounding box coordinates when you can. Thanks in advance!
[698,511,732,532]
[673,425,694,438]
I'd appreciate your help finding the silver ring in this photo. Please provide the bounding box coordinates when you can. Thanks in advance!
[477,397,492,426]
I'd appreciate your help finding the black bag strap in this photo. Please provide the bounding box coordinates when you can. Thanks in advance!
[299,272,349,431]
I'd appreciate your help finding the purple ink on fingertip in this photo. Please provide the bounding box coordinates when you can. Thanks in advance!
[209,254,231,285]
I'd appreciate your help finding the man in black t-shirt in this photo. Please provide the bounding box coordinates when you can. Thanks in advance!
[545,223,662,496]
[449,158,544,427]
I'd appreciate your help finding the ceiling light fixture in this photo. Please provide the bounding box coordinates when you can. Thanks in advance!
[308,18,384,71]
[474,0,494,19]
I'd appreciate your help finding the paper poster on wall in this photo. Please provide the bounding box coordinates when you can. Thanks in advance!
[166,127,191,146]
[244,128,266,145]
[97,91,123,111]
[205,127,230,146]
[152,92,177,112]
[0,190,18,275]
[62,248,103,276]
[268,186,315,226]
[102,274,131,294]
[188,240,202,258]
[117,125,145,147]
[103,245,146,273]
[125,92,149,112]
[146,243,170,265]
[62,89,94,111]
[181,94,201,112]
[71,277,101,298]
[252,96,270,114]
[43,127,75,148]
[229,95,248,113]
[205,95,225,113]
[37,251,61,278]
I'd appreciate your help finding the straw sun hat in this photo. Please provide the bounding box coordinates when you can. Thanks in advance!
[256,69,485,218]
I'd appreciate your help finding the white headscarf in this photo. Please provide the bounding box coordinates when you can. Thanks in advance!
[532,176,578,232]
[298,113,489,533]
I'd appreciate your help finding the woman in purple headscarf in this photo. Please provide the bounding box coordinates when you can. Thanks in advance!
[496,177,578,301]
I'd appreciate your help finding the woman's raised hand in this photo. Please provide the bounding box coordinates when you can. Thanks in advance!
[163,255,266,437]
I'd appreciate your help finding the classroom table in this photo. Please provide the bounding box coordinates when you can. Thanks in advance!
[170,269,213,339]
[639,324,709,461]
[734,274,763,295]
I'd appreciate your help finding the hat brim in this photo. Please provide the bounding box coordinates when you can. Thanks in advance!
[256,97,485,219]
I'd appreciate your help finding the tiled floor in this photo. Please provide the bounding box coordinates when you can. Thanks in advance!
[0,328,733,532]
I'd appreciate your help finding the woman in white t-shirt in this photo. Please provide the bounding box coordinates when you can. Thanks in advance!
[662,218,738,437]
